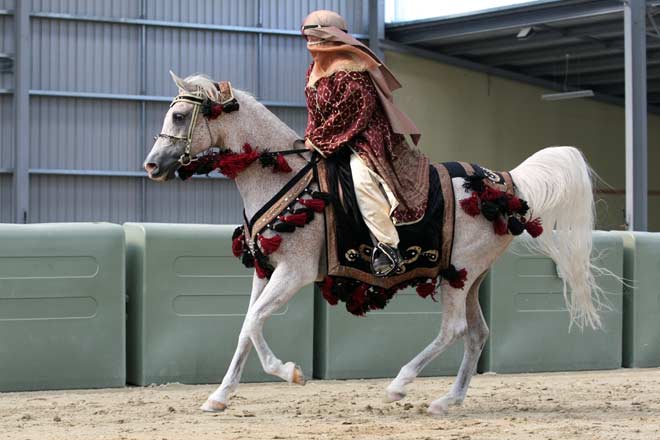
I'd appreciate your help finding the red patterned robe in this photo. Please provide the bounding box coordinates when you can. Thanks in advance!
[304,64,429,224]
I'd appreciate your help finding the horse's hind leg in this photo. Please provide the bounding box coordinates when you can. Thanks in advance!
[427,272,489,415]
[385,284,468,402]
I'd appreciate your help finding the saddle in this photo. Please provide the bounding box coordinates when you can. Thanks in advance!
[317,159,516,315]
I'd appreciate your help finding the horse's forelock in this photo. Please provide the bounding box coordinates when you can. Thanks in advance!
[181,74,220,101]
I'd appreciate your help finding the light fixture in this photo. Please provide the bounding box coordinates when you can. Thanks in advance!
[541,90,595,101]
[516,26,534,40]
[541,53,594,101]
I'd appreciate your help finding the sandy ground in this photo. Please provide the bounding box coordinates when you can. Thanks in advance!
[1,369,659,440]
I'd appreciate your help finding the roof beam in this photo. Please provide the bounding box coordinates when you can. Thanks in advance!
[479,37,660,66]
[574,65,660,85]
[436,20,623,57]
[595,79,660,95]
[523,49,660,76]
[385,0,623,44]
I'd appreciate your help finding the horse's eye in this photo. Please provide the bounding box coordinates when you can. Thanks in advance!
[173,112,185,122]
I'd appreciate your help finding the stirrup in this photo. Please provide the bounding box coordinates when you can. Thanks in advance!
[371,242,402,277]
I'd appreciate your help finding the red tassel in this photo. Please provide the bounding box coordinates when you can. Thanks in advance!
[278,212,308,227]
[481,186,506,202]
[346,284,369,316]
[216,144,260,179]
[320,277,338,306]
[493,216,508,235]
[231,235,244,258]
[416,279,437,300]
[460,192,481,217]
[209,103,223,119]
[449,268,468,289]
[507,196,522,213]
[299,198,326,213]
[525,217,544,238]
[441,266,468,289]
[273,154,292,173]
[254,259,268,279]
[258,233,282,255]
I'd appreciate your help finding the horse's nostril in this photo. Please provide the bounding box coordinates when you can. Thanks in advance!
[144,163,159,174]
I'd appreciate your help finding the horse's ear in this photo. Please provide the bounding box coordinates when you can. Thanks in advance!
[169,70,194,92]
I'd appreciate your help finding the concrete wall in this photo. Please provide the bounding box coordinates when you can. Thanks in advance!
[385,51,659,232]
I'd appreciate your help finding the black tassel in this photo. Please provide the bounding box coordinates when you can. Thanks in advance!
[507,216,525,235]
[311,191,332,202]
[273,222,296,233]
[494,196,509,213]
[232,226,244,240]
[258,150,277,168]
[480,201,499,221]
[517,199,530,217]
[176,167,195,181]
[462,175,485,194]
[241,252,255,268]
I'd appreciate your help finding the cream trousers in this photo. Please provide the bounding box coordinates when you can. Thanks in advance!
[349,152,400,247]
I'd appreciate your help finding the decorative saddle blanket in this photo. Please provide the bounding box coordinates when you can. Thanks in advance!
[217,145,543,317]
[316,159,519,315]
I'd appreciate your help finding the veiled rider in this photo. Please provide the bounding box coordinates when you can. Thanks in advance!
[301,10,430,276]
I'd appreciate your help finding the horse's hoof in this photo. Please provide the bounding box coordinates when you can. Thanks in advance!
[200,399,227,413]
[291,364,306,386]
[384,389,406,403]
[427,400,449,416]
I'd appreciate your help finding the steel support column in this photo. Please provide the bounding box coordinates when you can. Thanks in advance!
[139,0,147,222]
[13,0,29,223]
[624,0,648,231]
[369,0,384,59]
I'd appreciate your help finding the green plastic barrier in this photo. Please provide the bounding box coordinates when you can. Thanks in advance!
[478,231,623,373]
[0,223,125,391]
[123,223,313,385]
[314,286,463,379]
[613,231,660,368]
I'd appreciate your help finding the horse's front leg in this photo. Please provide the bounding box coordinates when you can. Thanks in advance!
[202,274,267,412]
[242,263,316,384]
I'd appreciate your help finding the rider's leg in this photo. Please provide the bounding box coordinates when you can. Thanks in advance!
[349,153,401,275]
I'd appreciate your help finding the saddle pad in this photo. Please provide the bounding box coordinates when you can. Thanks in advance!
[317,160,514,289]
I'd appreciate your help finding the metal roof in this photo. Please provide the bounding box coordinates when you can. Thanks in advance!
[385,0,660,113]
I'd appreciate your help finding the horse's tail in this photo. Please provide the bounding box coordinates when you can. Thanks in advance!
[510,146,602,330]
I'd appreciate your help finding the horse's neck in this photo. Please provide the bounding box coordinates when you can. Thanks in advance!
[234,141,309,220]
[228,100,309,220]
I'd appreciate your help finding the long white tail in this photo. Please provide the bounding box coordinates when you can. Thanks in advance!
[510,146,602,329]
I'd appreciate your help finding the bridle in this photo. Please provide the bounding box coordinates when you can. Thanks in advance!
[154,81,239,166]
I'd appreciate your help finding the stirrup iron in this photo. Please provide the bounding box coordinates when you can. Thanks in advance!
[371,242,402,277]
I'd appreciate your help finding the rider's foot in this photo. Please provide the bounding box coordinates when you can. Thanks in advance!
[372,242,402,277]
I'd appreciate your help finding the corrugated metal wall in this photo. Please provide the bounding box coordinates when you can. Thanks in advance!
[0,0,370,224]
[0,0,13,222]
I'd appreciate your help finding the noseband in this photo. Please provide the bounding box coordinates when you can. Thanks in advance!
[154,81,240,166]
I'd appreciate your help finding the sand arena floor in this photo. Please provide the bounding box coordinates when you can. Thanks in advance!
[1,368,659,440]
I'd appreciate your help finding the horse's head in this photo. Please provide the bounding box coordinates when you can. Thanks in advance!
[143,72,240,181]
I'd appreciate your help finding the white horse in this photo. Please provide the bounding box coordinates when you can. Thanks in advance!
[144,73,602,415]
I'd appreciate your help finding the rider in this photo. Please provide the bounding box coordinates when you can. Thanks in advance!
[302,10,429,276]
